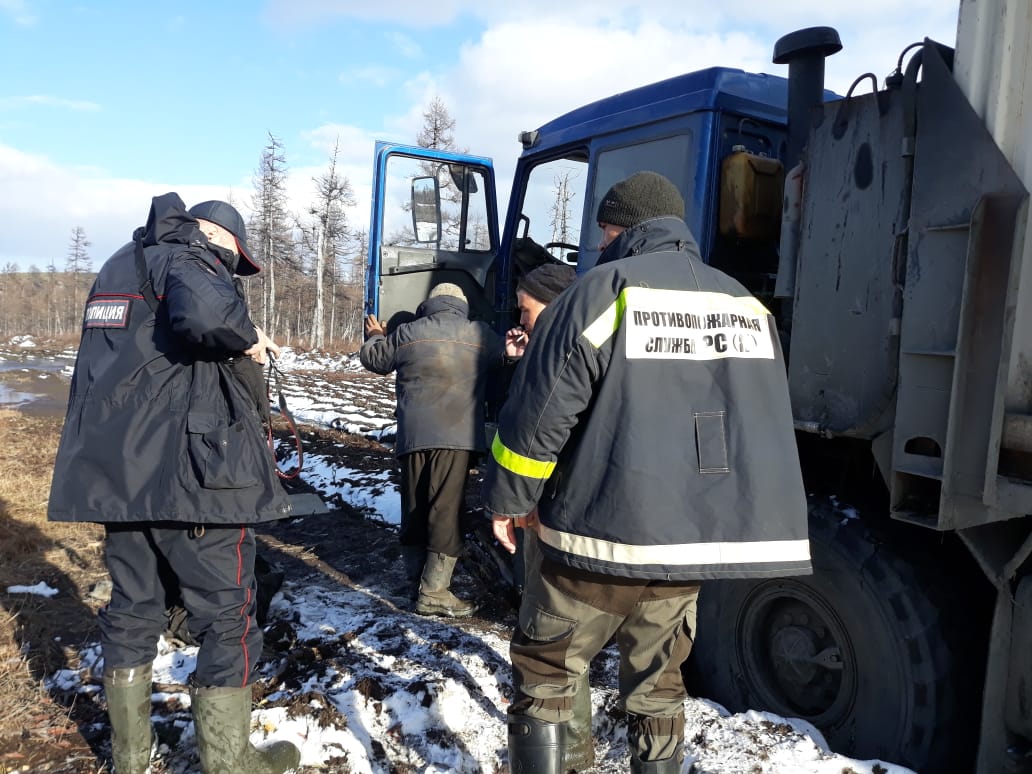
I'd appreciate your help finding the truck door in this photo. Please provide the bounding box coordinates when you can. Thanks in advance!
[366,142,499,331]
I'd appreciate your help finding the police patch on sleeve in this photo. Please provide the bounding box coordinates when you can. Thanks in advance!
[83,296,132,329]
[622,287,774,360]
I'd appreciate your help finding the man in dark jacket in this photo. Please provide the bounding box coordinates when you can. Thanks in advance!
[484,172,810,773]
[504,262,577,358]
[361,283,504,617]
[48,193,299,774]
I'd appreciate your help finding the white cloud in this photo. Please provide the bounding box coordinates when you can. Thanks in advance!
[264,0,466,27]
[385,30,422,59]
[292,123,379,228]
[0,143,248,270]
[417,9,958,198]
[266,0,956,37]
[0,0,35,25]
[0,124,376,271]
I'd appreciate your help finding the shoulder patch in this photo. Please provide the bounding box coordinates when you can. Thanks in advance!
[83,296,132,329]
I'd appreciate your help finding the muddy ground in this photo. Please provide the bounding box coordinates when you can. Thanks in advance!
[0,349,519,773]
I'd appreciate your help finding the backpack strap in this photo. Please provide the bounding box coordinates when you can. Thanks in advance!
[133,228,160,315]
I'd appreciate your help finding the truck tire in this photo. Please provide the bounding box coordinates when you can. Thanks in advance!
[687,496,976,772]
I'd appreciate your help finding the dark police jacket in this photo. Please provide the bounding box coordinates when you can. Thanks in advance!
[482,217,810,581]
[360,295,503,457]
[47,193,292,525]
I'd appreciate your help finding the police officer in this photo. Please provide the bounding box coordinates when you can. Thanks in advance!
[484,171,811,773]
[48,193,300,774]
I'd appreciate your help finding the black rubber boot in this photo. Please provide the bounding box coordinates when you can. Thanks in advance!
[103,663,154,774]
[629,744,684,773]
[564,672,594,772]
[191,684,300,773]
[416,552,475,617]
[508,712,566,773]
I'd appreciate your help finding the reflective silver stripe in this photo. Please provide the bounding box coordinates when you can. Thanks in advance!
[537,523,810,566]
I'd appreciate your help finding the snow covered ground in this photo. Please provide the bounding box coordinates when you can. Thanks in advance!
[8,342,916,773]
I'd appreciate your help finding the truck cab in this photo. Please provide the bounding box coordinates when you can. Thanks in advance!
[365,66,793,336]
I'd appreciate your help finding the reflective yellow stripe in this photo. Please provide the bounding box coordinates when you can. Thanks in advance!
[537,522,810,566]
[581,293,626,348]
[492,432,556,480]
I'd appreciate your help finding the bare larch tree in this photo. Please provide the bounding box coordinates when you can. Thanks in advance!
[250,133,293,332]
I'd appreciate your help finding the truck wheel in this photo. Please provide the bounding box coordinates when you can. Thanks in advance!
[687,497,976,772]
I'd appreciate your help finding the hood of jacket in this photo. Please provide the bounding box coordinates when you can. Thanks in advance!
[135,192,236,274]
[597,216,700,266]
[416,294,470,320]
[138,192,203,248]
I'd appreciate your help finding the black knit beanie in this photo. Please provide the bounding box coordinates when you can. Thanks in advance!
[517,263,577,304]
[596,171,685,228]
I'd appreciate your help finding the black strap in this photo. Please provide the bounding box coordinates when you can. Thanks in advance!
[134,230,160,314]
[264,353,303,480]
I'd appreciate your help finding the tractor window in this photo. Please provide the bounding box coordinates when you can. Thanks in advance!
[516,155,589,264]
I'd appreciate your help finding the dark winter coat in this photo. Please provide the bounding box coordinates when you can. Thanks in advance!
[360,295,504,456]
[47,193,292,525]
[482,217,810,581]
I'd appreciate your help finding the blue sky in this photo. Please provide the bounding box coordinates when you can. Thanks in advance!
[0,0,959,271]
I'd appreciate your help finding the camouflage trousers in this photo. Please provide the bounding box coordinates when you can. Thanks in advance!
[510,534,699,761]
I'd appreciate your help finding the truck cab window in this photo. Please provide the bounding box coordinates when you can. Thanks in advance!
[585,134,695,269]
[516,156,588,265]
[382,154,491,252]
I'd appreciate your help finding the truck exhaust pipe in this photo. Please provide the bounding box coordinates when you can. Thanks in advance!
[772,27,842,309]
[773,27,842,172]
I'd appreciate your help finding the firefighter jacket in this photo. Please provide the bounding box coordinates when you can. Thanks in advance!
[482,217,810,581]
[47,193,292,525]
[361,295,504,457]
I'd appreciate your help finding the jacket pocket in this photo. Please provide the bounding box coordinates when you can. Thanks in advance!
[187,411,261,489]
[694,411,730,473]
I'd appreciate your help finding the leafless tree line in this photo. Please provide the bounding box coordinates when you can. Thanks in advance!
[0,133,367,351]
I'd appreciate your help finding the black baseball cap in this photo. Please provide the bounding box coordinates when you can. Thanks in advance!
[188,200,261,275]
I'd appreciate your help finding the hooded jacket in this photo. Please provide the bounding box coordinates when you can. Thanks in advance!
[360,295,503,456]
[482,217,810,581]
[47,193,292,525]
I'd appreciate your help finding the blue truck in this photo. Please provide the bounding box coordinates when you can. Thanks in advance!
[365,15,1032,774]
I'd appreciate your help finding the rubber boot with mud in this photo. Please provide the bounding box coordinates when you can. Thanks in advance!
[103,663,154,774]
[508,712,566,774]
[564,672,594,772]
[415,551,475,618]
[191,684,301,774]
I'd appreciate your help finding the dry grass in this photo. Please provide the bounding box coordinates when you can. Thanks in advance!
[0,409,108,769]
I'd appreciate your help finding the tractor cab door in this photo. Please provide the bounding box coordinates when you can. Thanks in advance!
[366,142,500,332]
